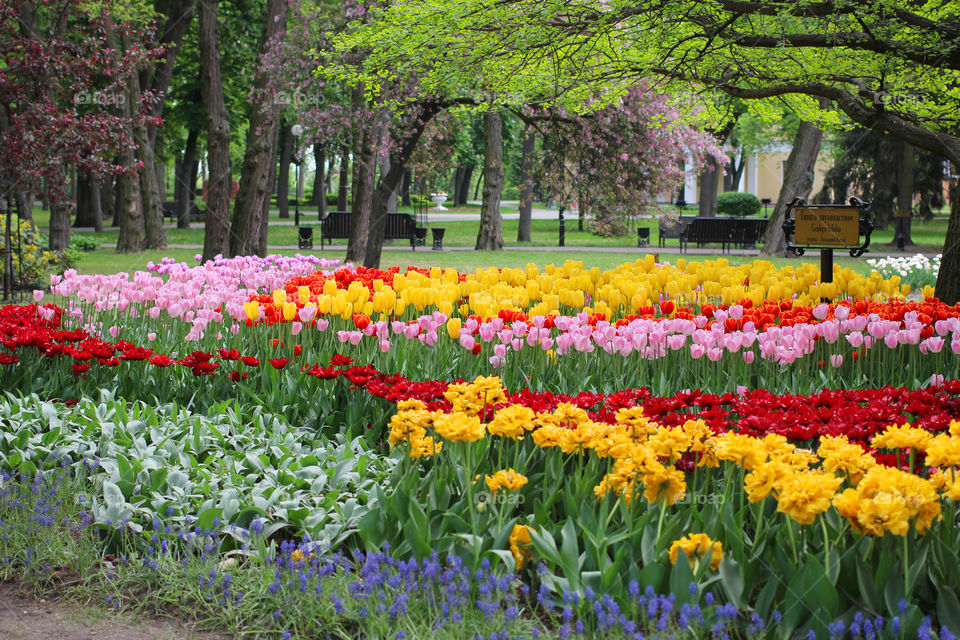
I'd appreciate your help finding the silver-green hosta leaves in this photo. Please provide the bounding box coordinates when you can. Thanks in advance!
[0,394,397,548]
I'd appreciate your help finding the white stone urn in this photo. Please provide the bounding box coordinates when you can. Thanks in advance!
[430,193,448,211]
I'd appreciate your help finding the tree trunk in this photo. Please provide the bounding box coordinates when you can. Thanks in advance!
[326,153,334,193]
[400,169,411,207]
[337,147,350,211]
[74,174,92,227]
[135,63,167,250]
[230,0,287,257]
[349,106,378,263]
[363,102,446,268]
[74,176,103,231]
[101,177,115,227]
[473,170,483,201]
[311,144,325,206]
[891,140,916,246]
[475,111,504,250]
[48,201,72,250]
[115,72,144,252]
[380,153,398,212]
[723,152,746,192]
[935,180,960,303]
[698,157,721,217]
[761,117,824,256]
[277,124,292,219]
[175,128,199,229]
[147,0,195,149]
[453,166,469,205]
[115,163,144,253]
[198,0,231,260]
[188,148,200,203]
[89,180,103,232]
[138,0,193,248]
[15,192,33,224]
[254,124,279,256]
[578,191,586,231]
[518,126,534,242]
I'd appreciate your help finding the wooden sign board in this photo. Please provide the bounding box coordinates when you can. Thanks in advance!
[793,207,861,248]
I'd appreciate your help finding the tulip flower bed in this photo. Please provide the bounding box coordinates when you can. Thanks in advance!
[1,255,959,639]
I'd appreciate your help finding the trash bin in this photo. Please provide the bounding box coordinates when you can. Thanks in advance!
[637,227,650,248]
[415,227,428,247]
[298,225,313,250]
[431,228,445,250]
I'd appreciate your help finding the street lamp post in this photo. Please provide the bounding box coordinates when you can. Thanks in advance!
[291,124,303,227]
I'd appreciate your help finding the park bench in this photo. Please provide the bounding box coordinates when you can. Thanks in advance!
[728,218,768,249]
[162,200,203,223]
[316,211,420,250]
[658,215,694,249]
[679,217,769,253]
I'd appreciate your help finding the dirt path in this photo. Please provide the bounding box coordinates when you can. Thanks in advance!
[0,582,229,640]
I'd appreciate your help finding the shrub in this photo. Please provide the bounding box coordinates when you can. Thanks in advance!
[0,221,78,288]
[716,191,762,217]
[70,235,99,252]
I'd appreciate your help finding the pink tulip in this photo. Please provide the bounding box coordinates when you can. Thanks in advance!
[884,334,899,349]
[830,354,843,367]
[723,334,741,352]
[812,303,829,320]
[298,305,317,323]
[478,323,497,342]
[690,344,706,359]
[930,373,945,386]
[316,319,329,332]
[834,304,850,321]
[290,322,303,336]
[922,337,944,354]
[147,332,157,341]
[707,347,723,362]
[33,290,44,302]
[379,340,391,353]
[459,332,476,351]
[667,334,686,350]
[540,337,554,351]
[511,321,528,337]
[819,321,840,344]
[845,332,864,348]
[742,351,755,364]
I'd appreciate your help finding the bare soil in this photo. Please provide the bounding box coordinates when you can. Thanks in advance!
[0,582,230,640]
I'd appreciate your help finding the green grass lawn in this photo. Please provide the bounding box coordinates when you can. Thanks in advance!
[71,244,881,278]
[18,202,949,280]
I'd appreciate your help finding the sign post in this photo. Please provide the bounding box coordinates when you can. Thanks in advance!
[781,197,873,293]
